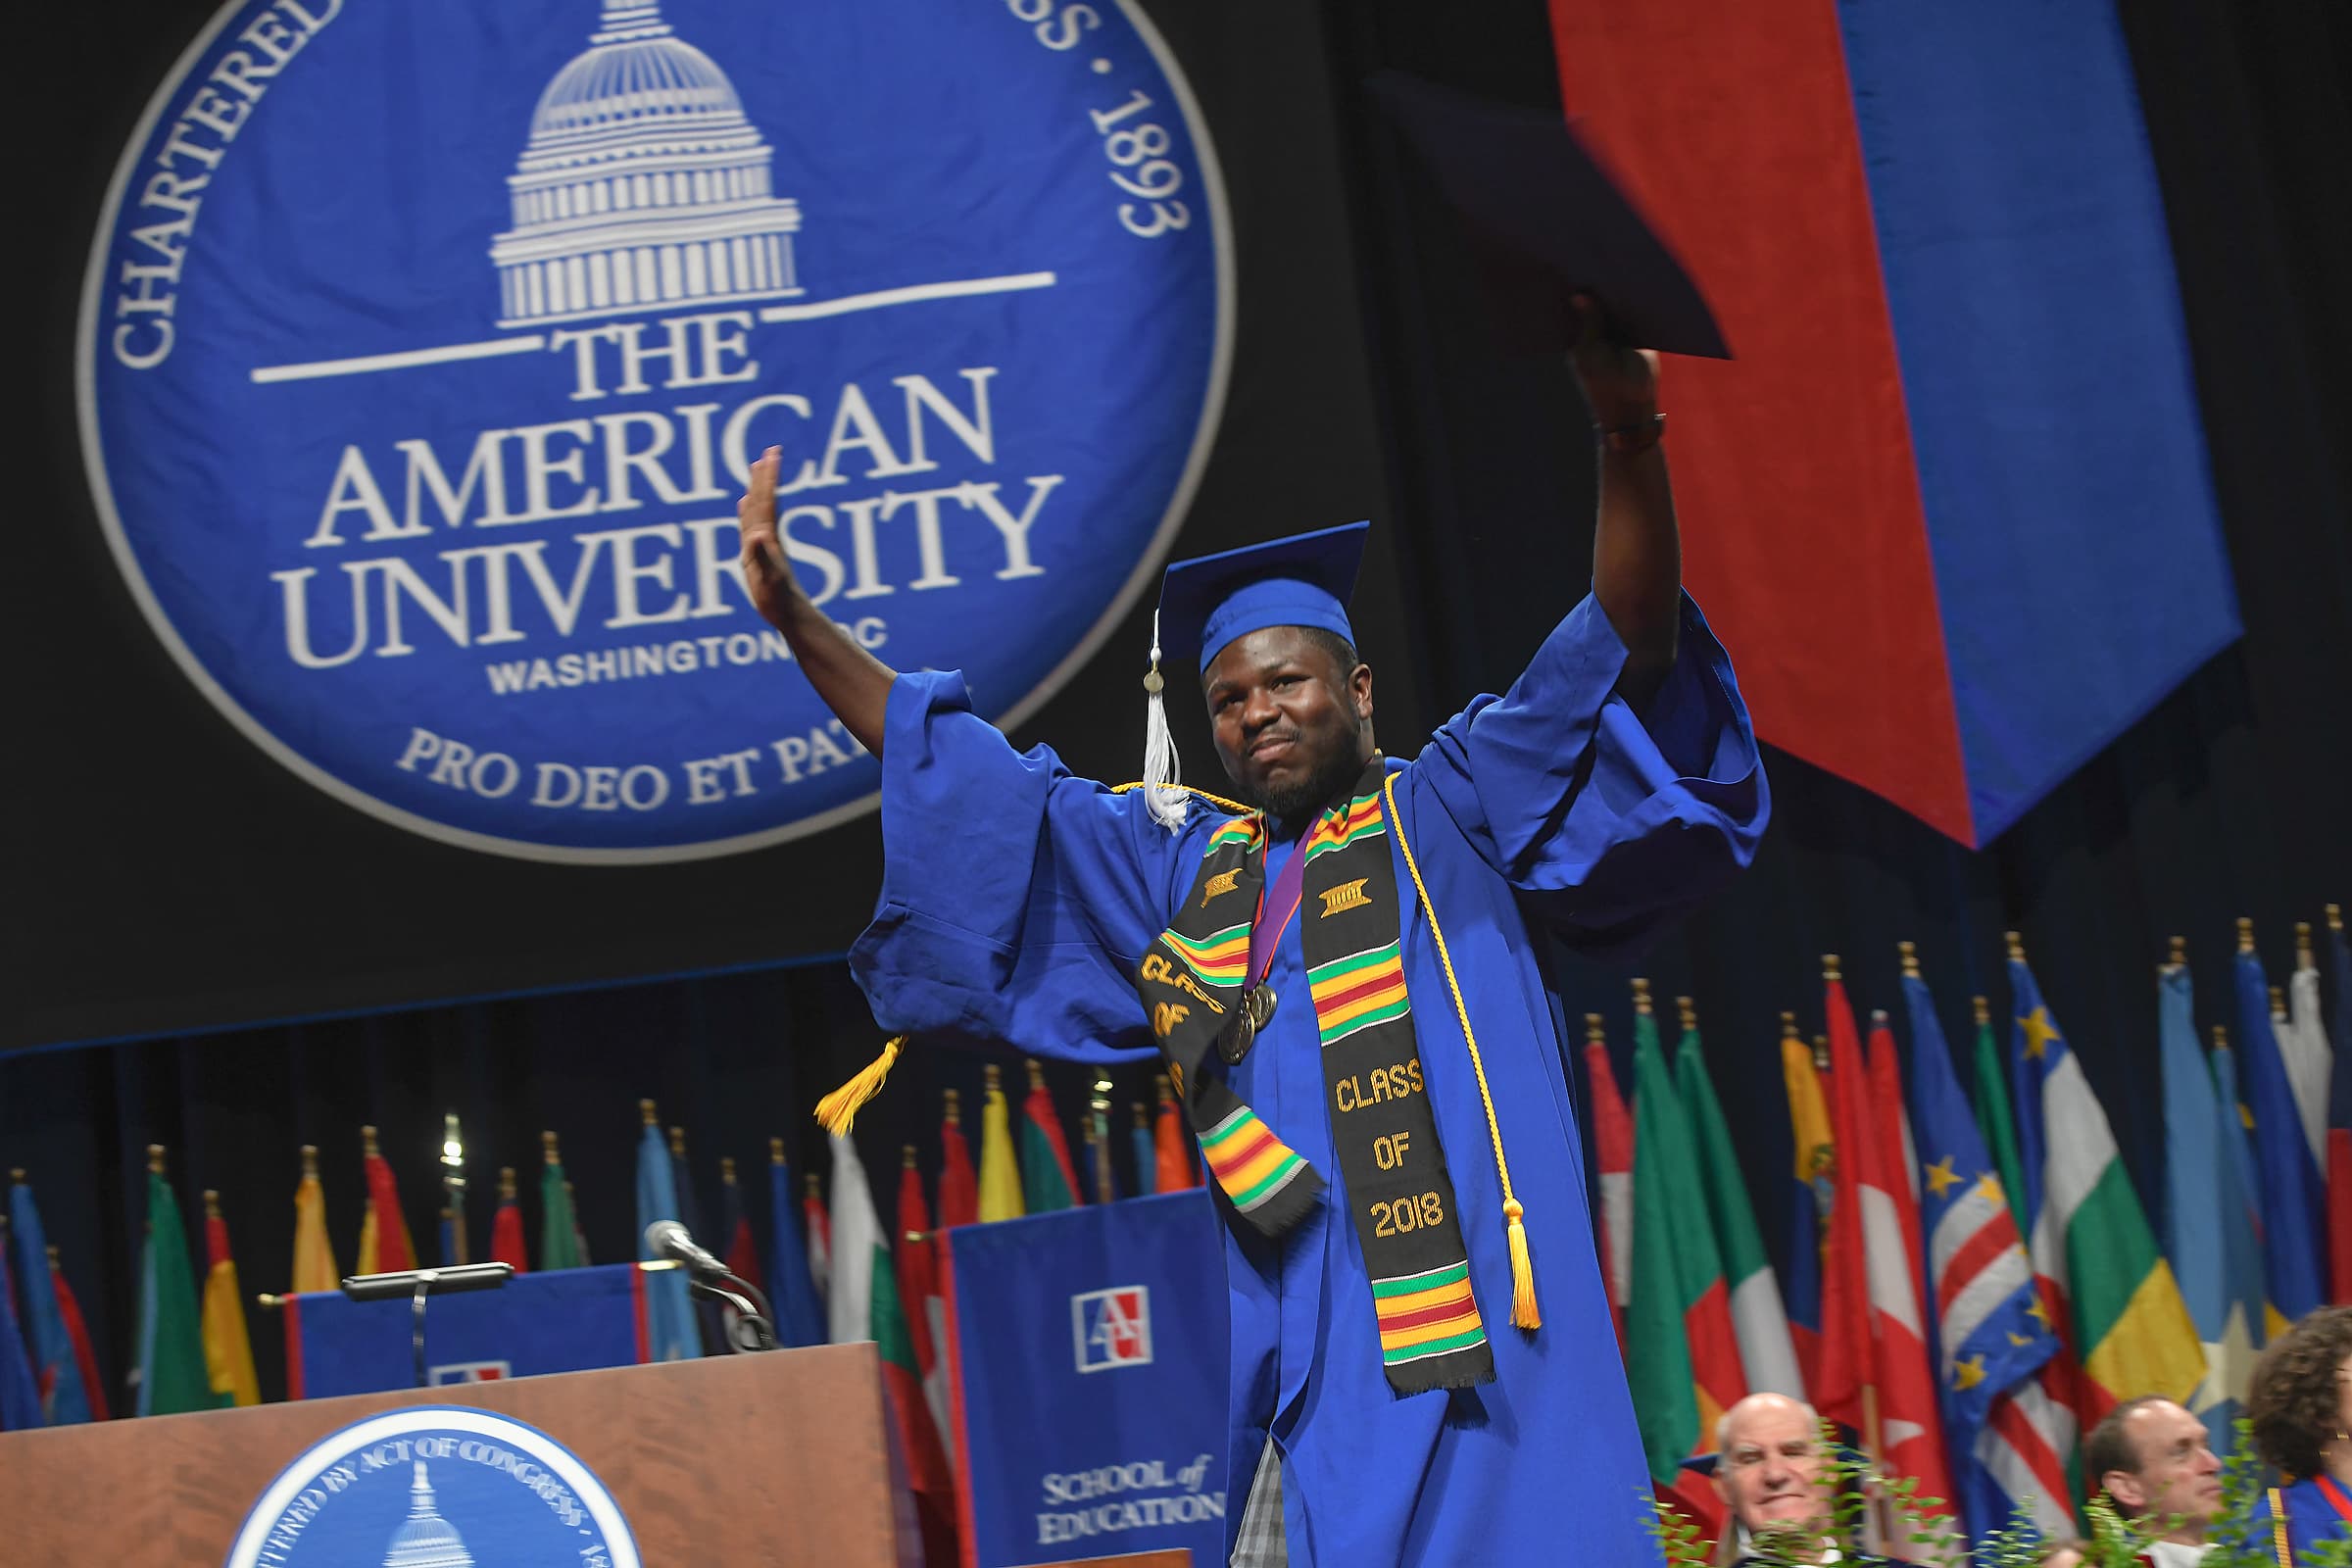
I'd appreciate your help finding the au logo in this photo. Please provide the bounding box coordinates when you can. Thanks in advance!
[1072,1285,1153,1372]
[1199,868,1241,907]
[1318,878,1371,917]
[81,0,1231,862]
[222,1406,637,1567]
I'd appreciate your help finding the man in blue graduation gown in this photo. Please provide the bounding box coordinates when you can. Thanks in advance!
[735,301,1766,1564]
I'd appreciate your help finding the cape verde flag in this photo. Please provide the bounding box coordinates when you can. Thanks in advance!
[1547,0,2236,844]
[1902,972,2066,1540]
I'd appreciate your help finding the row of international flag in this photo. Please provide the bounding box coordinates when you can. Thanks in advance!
[1595,908,2350,1549]
[0,1056,1200,1556]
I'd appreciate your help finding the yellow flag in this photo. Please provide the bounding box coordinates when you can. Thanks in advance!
[357,1202,379,1276]
[292,1169,338,1294]
[200,1204,261,1408]
[978,1081,1025,1223]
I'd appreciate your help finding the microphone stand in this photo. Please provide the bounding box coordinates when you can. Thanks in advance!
[340,1262,514,1389]
[688,1271,780,1352]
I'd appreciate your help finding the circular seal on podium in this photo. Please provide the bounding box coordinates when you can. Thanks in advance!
[222,1405,637,1567]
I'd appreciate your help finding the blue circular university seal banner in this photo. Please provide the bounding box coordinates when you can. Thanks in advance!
[80,0,1230,862]
[223,1406,638,1566]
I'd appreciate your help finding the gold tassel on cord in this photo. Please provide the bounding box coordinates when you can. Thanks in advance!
[815,1037,906,1136]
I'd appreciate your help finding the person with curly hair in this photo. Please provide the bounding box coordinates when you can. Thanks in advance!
[2246,1304,2352,1560]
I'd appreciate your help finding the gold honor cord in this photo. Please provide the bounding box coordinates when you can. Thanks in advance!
[1381,770,1539,1330]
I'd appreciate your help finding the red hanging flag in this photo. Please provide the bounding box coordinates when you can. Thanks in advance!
[47,1252,108,1421]
[1583,1013,1634,1352]
[1152,1074,1199,1193]
[489,1167,529,1274]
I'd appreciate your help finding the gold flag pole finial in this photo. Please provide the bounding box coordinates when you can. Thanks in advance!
[2297,921,2315,969]
[1898,940,1920,977]
[45,1245,60,1268]
[1812,1035,1830,1072]
[204,1189,222,1219]
[148,1144,168,1176]
[2004,930,2025,962]
[1630,978,1652,1015]
[542,1130,562,1165]
[639,1099,658,1128]
[1676,995,1697,1031]
[1133,1101,1150,1129]
[903,1144,918,1170]
[985,1062,1004,1094]
[944,1088,962,1127]
[2272,985,2287,1015]
[499,1166,516,1200]
[7,1167,23,1186]
[361,1124,380,1159]
[719,1155,736,1186]
[667,1124,687,1159]
[1973,996,1991,1027]
[768,1136,786,1166]
[1585,1012,1606,1044]
[805,1170,820,1200]
[1779,1010,1798,1038]
[1027,1057,1047,1092]
[2168,935,2187,970]
[2237,916,2255,954]
[301,1144,320,1179]
[1822,953,1841,982]
[2328,903,2343,935]
[2212,1024,2230,1052]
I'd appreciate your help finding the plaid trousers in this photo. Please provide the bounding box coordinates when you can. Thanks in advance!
[1230,1439,1288,1568]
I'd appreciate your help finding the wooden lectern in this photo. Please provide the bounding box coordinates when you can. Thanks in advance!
[0,1345,919,1564]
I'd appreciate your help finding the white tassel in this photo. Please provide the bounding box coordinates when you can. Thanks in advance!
[1142,612,1188,832]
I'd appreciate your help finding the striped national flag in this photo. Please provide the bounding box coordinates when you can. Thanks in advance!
[2159,956,2265,1450]
[1584,1013,1634,1352]
[1860,1005,1953,1508]
[1781,1014,1832,1390]
[2326,908,2352,1303]
[2007,941,2202,1423]
[2235,932,2325,1323]
[1675,1000,1803,1397]
[1901,964,2068,1540]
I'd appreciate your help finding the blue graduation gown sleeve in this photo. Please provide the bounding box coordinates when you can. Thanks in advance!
[848,668,1194,1064]
[1413,590,1766,956]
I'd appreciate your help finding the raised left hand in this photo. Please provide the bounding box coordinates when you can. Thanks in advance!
[1568,293,1660,429]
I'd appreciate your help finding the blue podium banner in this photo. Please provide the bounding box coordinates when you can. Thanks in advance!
[949,1190,1228,1567]
[288,1264,649,1398]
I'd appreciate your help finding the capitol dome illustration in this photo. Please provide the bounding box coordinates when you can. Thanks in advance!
[492,0,806,325]
[381,1461,474,1568]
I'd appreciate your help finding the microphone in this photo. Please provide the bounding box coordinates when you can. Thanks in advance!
[644,1220,729,1280]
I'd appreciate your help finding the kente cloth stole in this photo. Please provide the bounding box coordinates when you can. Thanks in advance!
[1136,758,1494,1393]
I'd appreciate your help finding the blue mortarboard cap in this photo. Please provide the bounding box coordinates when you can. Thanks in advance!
[1153,520,1370,675]
[1366,71,1730,360]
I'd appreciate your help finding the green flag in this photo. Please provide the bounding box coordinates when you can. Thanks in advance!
[1675,1013,1804,1398]
[540,1157,581,1271]
[1627,1004,1743,1485]
[137,1170,218,1415]
[1969,1004,2032,1238]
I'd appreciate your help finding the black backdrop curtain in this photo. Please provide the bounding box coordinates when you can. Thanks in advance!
[8,0,2349,1414]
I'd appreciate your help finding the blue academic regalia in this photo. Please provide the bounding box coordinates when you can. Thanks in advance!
[852,592,1766,1564]
[2252,1476,2352,1562]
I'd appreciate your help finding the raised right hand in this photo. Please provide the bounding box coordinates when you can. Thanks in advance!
[737,445,800,632]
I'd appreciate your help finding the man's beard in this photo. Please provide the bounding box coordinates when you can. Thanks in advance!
[1257,747,1366,824]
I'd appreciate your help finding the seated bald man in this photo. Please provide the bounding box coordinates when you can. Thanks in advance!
[2085,1396,2221,1564]
[1712,1394,1893,1567]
